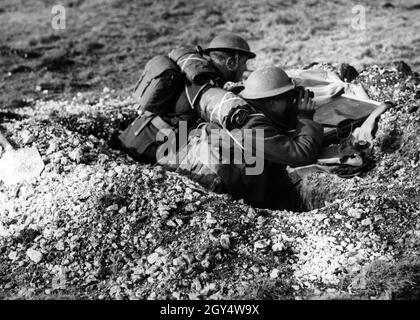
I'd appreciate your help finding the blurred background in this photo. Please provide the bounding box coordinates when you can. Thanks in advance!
[1,0,419,106]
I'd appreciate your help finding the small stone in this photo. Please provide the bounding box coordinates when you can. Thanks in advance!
[69,148,83,162]
[254,239,269,250]
[21,130,36,145]
[184,203,195,212]
[46,142,58,155]
[220,234,230,249]
[188,292,199,300]
[201,258,211,269]
[0,225,9,237]
[55,240,65,251]
[272,242,284,252]
[166,220,177,228]
[374,214,383,221]
[26,248,43,264]
[106,204,119,211]
[147,252,159,265]
[206,217,217,225]
[347,208,363,219]
[201,283,217,296]
[118,206,127,214]
[347,256,357,265]
[361,218,372,226]
[270,268,280,279]
[314,213,327,221]
[78,168,90,181]
[8,251,18,261]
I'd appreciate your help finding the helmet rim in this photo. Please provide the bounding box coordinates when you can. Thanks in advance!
[240,83,295,100]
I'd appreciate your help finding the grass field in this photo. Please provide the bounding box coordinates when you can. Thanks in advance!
[1,0,419,106]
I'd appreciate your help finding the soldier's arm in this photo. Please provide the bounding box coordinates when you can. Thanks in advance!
[352,101,392,144]
[242,114,324,167]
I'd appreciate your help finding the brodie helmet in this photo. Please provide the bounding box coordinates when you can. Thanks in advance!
[240,66,295,100]
[204,33,256,58]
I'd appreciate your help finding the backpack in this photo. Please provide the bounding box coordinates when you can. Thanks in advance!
[132,55,185,115]
[118,49,222,163]
[117,55,185,163]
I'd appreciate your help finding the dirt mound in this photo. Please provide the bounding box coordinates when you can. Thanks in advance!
[1,65,419,300]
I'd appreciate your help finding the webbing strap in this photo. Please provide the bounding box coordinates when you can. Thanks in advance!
[209,92,245,125]
[134,113,154,136]
[225,129,245,150]
[178,54,208,72]
[133,111,173,137]
[184,83,210,110]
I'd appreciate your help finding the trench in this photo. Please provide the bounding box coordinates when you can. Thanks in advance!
[48,111,365,213]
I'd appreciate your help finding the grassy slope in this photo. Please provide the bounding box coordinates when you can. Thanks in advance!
[1,0,420,106]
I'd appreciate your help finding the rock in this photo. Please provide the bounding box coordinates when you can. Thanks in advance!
[347,208,363,219]
[361,218,372,226]
[20,130,36,145]
[254,239,270,250]
[8,251,18,261]
[314,213,327,221]
[206,217,217,225]
[270,268,280,279]
[26,248,43,264]
[78,167,90,181]
[147,252,159,265]
[220,234,230,249]
[201,283,217,295]
[46,142,58,155]
[394,61,412,76]
[184,203,195,212]
[69,148,83,162]
[272,242,284,252]
[339,63,359,82]
[0,225,10,237]
[118,206,127,214]
[106,204,119,211]
[166,220,177,228]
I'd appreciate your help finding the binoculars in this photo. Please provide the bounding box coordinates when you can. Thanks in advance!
[293,86,315,99]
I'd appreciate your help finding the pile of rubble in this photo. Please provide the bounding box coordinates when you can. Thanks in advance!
[0,64,419,299]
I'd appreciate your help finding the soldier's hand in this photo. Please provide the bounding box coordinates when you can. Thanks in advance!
[297,89,316,114]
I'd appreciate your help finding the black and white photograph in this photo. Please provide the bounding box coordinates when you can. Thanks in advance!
[0,0,419,307]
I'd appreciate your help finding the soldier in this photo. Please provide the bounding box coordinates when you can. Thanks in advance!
[160,66,324,210]
[118,33,256,164]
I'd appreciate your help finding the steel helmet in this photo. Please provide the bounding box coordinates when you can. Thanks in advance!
[240,66,295,100]
[204,33,256,58]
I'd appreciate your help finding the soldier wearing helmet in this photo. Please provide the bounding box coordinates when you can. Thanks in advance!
[119,33,256,164]
[203,33,256,83]
[160,66,323,210]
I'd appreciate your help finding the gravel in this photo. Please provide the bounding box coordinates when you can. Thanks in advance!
[1,65,420,300]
